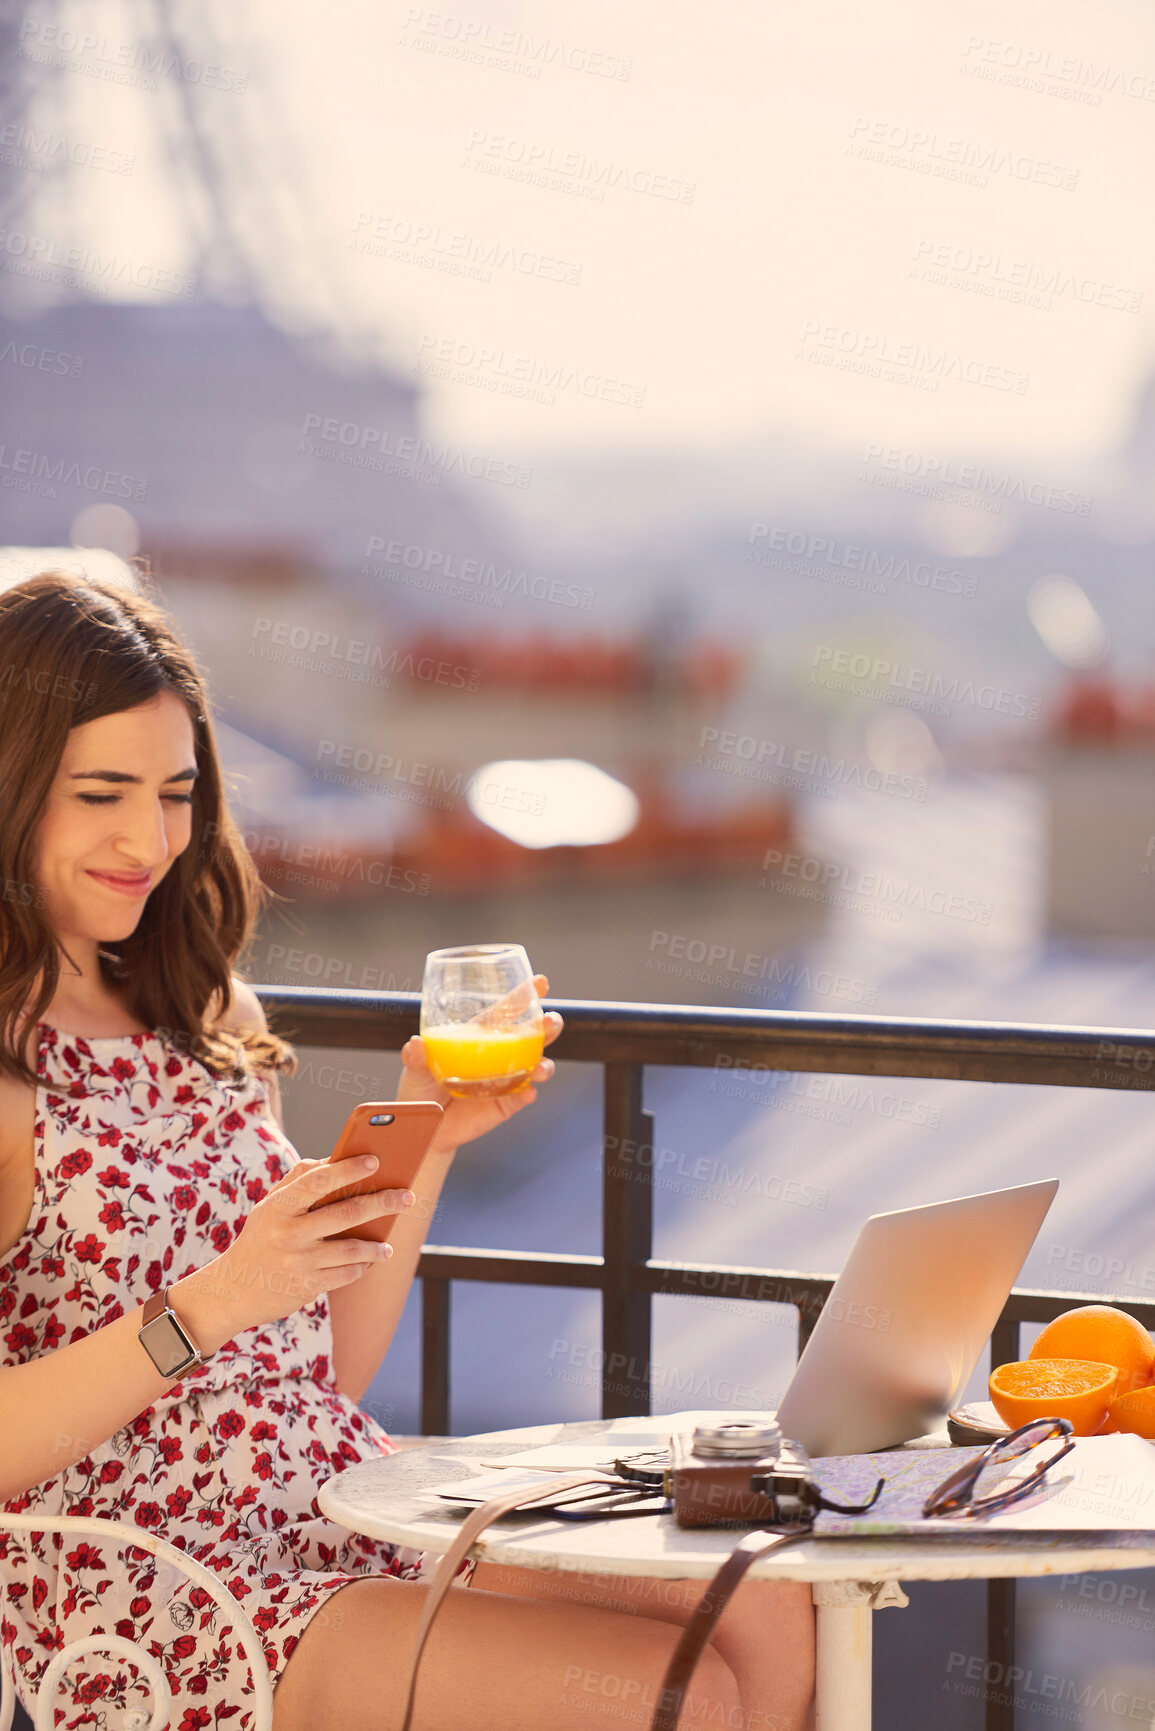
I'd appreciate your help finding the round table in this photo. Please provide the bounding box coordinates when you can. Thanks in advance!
[318,1419,1155,1730]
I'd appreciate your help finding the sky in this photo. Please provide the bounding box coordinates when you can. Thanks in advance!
[19,0,1155,463]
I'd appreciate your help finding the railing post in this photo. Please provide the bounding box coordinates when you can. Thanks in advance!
[986,1580,1016,1731]
[602,1063,654,1418]
[421,1277,451,1436]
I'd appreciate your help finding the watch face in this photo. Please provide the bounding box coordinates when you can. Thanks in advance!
[142,1312,196,1378]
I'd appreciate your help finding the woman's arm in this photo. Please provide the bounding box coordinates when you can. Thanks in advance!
[323,999,560,1401]
[0,1149,413,1502]
[0,1261,245,1503]
[224,972,562,1404]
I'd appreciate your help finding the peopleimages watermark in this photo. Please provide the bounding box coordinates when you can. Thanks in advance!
[545,1340,779,1410]
[944,1650,1155,1722]
[0,227,196,298]
[1055,1573,1155,1634]
[796,319,1028,394]
[810,645,1041,720]
[760,848,992,926]
[17,18,248,92]
[558,1666,780,1730]
[299,413,531,489]
[911,240,1142,315]
[398,10,632,81]
[847,116,1079,191]
[746,524,978,598]
[0,338,85,378]
[1045,1242,1155,1295]
[365,535,595,612]
[602,1132,828,1211]
[1087,1041,1155,1092]
[311,737,548,820]
[414,333,645,409]
[0,445,147,503]
[260,943,422,988]
[710,1056,943,1129]
[463,129,695,203]
[959,34,1155,107]
[646,930,878,1007]
[0,123,134,177]
[693,725,929,803]
[350,210,582,285]
[859,442,1092,517]
[247,617,480,693]
[199,820,431,897]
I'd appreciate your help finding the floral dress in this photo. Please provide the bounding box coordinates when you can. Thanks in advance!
[0,1020,468,1728]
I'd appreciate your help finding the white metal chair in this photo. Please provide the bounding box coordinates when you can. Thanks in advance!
[0,1513,274,1731]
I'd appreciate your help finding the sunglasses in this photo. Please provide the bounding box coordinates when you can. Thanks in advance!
[922,1417,1076,1519]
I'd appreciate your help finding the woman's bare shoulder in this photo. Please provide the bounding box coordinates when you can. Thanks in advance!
[207,974,269,1037]
[0,1061,38,1163]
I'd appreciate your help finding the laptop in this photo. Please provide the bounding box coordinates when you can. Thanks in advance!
[774,1178,1059,1456]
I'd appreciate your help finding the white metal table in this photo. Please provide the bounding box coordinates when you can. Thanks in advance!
[318,1420,1155,1731]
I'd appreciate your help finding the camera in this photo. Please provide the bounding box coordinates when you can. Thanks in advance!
[665,1418,820,1529]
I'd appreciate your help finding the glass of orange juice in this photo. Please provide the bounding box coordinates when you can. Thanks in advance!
[420,944,545,1098]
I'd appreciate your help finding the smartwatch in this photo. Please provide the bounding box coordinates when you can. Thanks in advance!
[139,1285,205,1380]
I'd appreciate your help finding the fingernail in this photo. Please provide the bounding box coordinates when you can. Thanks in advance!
[403,1190,415,1206]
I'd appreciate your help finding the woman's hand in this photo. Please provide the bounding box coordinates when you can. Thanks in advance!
[397,972,562,1155]
[176,1157,418,1351]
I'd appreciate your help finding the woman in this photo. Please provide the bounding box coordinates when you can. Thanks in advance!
[0,570,815,1730]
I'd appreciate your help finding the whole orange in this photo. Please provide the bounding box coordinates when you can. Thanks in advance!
[1029,1306,1155,1398]
[989,1359,1118,1436]
[1106,1386,1155,1440]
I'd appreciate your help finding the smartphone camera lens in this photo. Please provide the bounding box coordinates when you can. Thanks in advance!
[368,1113,395,1126]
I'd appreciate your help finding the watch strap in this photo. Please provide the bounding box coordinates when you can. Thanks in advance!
[139,1283,205,1375]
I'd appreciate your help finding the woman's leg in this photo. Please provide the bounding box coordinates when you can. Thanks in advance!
[272,1572,743,1731]
[471,1560,816,1731]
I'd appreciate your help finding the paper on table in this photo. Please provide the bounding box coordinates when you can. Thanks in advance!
[813,1434,1155,1535]
[476,1410,772,1473]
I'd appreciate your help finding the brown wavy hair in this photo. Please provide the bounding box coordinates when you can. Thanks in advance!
[0,568,298,1089]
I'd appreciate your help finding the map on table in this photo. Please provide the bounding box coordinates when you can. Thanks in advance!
[812,1434,1155,1534]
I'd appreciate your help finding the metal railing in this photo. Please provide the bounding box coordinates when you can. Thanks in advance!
[258,986,1155,1731]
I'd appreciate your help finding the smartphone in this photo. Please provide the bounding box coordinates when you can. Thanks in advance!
[308,1100,444,1244]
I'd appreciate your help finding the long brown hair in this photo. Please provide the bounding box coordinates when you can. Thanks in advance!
[0,569,297,1088]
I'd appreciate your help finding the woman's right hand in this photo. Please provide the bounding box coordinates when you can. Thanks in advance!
[174,1156,415,1352]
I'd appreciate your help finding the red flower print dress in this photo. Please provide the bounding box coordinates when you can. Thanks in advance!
[0,1021,471,1727]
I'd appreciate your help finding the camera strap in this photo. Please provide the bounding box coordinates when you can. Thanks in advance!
[398,1470,628,1731]
[651,1524,811,1731]
[397,1467,885,1731]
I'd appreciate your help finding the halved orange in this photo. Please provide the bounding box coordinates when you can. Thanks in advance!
[1106,1385,1155,1440]
[989,1358,1118,1436]
[1029,1306,1155,1399]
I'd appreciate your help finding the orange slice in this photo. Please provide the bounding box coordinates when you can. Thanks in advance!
[1030,1306,1155,1399]
[989,1358,1118,1436]
[1107,1385,1155,1440]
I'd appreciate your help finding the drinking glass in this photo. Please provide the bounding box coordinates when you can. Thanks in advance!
[420,944,545,1098]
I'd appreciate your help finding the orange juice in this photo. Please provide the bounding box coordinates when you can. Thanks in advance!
[421,1023,545,1098]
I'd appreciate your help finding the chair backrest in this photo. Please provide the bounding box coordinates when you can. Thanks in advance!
[0,1510,274,1731]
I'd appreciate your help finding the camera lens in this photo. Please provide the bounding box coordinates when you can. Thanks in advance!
[691,1419,783,1457]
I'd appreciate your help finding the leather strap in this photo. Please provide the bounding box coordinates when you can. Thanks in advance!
[399,1471,618,1731]
[650,1526,808,1731]
[142,1288,166,1327]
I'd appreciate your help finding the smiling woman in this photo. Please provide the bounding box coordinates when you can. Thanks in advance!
[0,568,294,1089]
[0,569,814,1731]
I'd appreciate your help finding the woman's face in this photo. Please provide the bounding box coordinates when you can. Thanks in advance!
[33,690,198,948]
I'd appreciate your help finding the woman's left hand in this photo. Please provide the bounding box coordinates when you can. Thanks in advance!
[397,973,563,1155]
